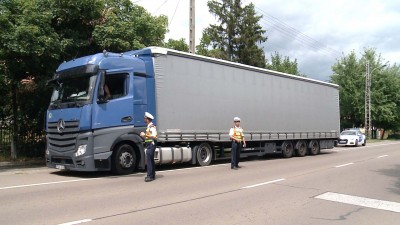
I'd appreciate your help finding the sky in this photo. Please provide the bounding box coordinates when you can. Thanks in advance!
[134,0,400,81]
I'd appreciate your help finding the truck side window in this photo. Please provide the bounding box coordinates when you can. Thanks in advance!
[105,73,128,100]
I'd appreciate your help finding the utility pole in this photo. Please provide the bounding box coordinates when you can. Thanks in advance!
[189,0,195,54]
[365,61,371,139]
[365,61,387,139]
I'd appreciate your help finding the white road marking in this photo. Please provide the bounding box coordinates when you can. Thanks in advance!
[377,155,389,158]
[240,178,285,189]
[315,192,400,213]
[158,163,229,173]
[335,163,354,168]
[58,219,92,225]
[0,178,103,190]
[332,141,399,152]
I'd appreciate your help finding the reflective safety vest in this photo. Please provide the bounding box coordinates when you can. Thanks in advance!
[232,127,244,141]
[145,124,158,143]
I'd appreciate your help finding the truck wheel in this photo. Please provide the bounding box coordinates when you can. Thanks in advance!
[281,141,294,158]
[309,140,320,155]
[195,143,213,166]
[111,144,136,175]
[295,140,307,157]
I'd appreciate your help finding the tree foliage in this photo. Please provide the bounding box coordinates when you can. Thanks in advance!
[197,0,267,68]
[92,0,168,52]
[0,0,62,158]
[164,38,189,52]
[266,52,304,76]
[0,0,170,158]
[330,48,400,134]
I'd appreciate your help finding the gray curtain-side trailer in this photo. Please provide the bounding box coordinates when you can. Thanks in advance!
[148,47,340,166]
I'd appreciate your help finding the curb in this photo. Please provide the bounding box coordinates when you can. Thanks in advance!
[0,159,46,170]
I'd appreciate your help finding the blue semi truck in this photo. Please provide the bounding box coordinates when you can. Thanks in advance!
[45,47,340,174]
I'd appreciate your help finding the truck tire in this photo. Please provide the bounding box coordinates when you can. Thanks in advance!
[295,140,307,157]
[309,140,320,155]
[281,141,294,158]
[111,144,136,175]
[195,142,213,166]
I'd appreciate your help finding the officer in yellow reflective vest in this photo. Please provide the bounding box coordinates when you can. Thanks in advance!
[229,117,246,170]
[140,112,158,182]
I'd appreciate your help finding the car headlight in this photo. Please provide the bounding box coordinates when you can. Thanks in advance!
[75,145,87,157]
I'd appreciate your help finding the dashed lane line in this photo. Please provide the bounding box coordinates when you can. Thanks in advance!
[58,219,92,225]
[240,178,285,189]
[335,162,354,168]
[0,178,103,190]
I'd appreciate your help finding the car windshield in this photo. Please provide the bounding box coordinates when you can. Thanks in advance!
[50,75,96,104]
[341,131,357,136]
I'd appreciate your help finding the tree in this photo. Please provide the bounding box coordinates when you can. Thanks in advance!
[0,0,170,159]
[330,48,400,136]
[46,0,104,59]
[164,38,189,52]
[197,0,267,67]
[92,0,168,52]
[266,52,304,76]
[0,0,61,159]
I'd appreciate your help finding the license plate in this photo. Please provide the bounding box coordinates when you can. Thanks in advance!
[55,165,65,170]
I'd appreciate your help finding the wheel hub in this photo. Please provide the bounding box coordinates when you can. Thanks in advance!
[120,152,133,168]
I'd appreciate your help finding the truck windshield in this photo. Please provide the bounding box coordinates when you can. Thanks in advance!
[50,75,96,106]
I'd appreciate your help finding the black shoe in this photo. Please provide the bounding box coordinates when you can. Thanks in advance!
[236,165,241,168]
[231,166,238,170]
[145,177,154,182]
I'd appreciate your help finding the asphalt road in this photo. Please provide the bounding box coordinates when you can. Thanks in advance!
[1,141,400,225]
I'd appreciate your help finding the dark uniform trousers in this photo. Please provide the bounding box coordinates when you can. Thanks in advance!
[146,143,156,179]
[231,141,241,167]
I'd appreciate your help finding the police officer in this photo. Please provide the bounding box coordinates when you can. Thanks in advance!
[229,117,246,170]
[140,112,158,182]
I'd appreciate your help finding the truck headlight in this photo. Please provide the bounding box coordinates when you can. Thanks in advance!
[46,149,49,155]
[75,145,87,157]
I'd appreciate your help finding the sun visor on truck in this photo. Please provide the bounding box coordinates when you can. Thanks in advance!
[47,65,99,86]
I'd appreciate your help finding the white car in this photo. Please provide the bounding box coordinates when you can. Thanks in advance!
[337,130,366,147]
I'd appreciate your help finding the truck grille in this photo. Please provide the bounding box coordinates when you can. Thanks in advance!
[47,120,80,152]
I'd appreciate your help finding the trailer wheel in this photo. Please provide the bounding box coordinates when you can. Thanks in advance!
[281,141,294,158]
[295,140,307,157]
[111,144,136,175]
[309,140,320,155]
[195,143,213,166]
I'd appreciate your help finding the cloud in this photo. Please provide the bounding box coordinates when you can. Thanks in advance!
[135,0,400,81]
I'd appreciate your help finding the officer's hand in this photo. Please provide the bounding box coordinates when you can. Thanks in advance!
[140,132,145,137]
[243,143,246,147]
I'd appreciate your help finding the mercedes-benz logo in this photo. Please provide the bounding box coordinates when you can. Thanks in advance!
[57,119,66,133]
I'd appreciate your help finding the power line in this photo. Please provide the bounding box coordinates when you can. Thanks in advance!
[169,0,181,28]
[153,0,169,15]
[241,1,342,58]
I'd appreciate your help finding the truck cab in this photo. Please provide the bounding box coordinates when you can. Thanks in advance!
[45,49,155,174]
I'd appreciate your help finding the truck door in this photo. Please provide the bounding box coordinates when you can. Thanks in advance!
[93,72,134,129]
[133,73,147,127]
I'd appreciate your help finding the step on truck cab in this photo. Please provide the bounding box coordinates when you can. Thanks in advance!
[46,47,340,174]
